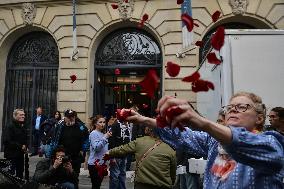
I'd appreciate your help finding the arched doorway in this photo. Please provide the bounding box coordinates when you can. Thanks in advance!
[2,31,59,143]
[94,28,162,118]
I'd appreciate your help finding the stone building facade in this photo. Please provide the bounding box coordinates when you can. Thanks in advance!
[0,0,284,143]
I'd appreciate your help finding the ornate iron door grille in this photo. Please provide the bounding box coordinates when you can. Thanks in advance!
[2,32,59,146]
[94,28,162,116]
[96,28,162,67]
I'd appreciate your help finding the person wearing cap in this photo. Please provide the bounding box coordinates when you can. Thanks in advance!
[48,109,89,189]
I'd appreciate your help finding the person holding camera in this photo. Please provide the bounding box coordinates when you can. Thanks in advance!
[33,146,77,189]
[88,115,111,189]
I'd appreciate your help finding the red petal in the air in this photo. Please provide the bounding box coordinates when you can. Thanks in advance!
[192,79,215,93]
[207,81,215,90]
[142,14,149,22]
[139,69,159,98]
[212,10,221,23]
[177,0,184,5]
[207,52,221,65]
[142,104,149,109]
[70,74,77,83]
[181,13,194,32]
[111,4,118,9]
[130,84,136,91]
[115,68,121,75]
[211,26,225,51]
[195,41,204,47]
[116,109,131,122]
[124,0,129,3]
[166,61,180,77]
[113,86,120,91]
[182,71,200,83]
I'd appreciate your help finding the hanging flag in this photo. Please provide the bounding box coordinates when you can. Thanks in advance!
[71,0,79,61]
[181,0,193,48]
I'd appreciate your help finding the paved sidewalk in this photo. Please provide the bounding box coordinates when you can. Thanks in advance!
[0,152,134,189]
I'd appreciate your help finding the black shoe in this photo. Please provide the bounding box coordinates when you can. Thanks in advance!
[29,153,38,157]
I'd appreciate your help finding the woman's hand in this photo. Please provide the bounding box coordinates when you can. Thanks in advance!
[104,131,112,139]
[53,157,62,169]
[63,162,73,173]
[157,96,207,130]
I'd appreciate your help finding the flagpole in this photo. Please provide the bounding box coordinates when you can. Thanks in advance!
[71,0,79,61]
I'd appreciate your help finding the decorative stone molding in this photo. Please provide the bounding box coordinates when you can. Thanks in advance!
[21,2,36,25]
[118,0,134,20]
[229,0,249,15]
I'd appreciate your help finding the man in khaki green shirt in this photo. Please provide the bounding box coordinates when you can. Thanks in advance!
[107,127,176,189]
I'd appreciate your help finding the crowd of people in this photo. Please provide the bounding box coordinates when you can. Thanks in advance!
[2,91,284,189]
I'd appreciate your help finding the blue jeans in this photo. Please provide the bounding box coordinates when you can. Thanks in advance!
[56,182,75,189]
[109,157,126,189]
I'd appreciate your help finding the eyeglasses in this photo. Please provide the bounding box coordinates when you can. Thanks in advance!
[222,104,253,113]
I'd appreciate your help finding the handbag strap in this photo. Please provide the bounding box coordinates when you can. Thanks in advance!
[135,140,162,177]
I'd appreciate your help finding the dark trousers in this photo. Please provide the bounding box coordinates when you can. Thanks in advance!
[134,182,171,189]
[70,155,82,189]
[32,130,41,154]
[9,155,24,179]
[88,164,104,189]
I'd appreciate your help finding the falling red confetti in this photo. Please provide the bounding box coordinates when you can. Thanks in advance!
[116,109,131,122]
[70,74,77,83]
[139,69,159,99]
[182,71,200,83]
[211,26,225,51]
[207,81,215,90]
[114,68,121,75]
[195,41,204,47]
[113,86,120,91]
[130,84,136,91]
[142,103,149,109]
[207,52,222,65]
[177,0,184,5]
[138,14,149,28]
[181,13,194,32]
[192,79,215,93]
[124,0,129,3]
[111,4,118,9]
[212,10,221,23]
[142,14,149,22]
[166,61,180,77]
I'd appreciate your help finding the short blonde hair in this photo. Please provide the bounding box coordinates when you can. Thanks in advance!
[230,92,266,130]
[13,109,25,119]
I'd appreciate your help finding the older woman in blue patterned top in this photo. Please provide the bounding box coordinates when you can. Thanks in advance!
[127,92,284,189]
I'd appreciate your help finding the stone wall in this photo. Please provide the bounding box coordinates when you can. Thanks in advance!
[0,0,283,125]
